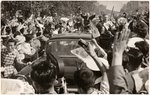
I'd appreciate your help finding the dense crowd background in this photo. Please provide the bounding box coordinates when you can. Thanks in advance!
[1,1,149,94]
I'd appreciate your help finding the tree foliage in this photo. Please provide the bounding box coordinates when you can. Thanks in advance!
[1,1,107,19]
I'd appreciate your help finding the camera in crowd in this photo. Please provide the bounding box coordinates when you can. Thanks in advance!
[78,39,88,48]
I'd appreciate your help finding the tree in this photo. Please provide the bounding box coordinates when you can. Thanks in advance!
[1,1,108,19]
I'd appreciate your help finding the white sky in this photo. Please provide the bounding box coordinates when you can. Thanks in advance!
[98,1,129,12]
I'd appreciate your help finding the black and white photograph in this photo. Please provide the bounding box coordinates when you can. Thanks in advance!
[1,0,149,94]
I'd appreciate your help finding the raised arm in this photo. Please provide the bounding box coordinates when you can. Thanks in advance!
[107,26,130,94]
[84,41,109,93]
[84,42,107,73]
[92,39,107,59]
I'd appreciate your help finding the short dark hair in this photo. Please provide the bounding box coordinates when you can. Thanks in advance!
[122,51,129,69]
[74,68,95,90]
[135,41,149,56]
[136,20,148,38]
[31,61,57,89]
[127,48,143,68]
[137,29,147,38]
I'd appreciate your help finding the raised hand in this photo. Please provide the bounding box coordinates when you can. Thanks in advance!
[84,42,97,57]
[112,26,130,66]
[113,27,130,54]
[91,39,107,59]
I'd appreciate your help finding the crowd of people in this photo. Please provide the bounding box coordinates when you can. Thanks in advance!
[1,7,149,94]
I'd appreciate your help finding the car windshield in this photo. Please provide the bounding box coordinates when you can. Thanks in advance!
[47,39,82,56]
